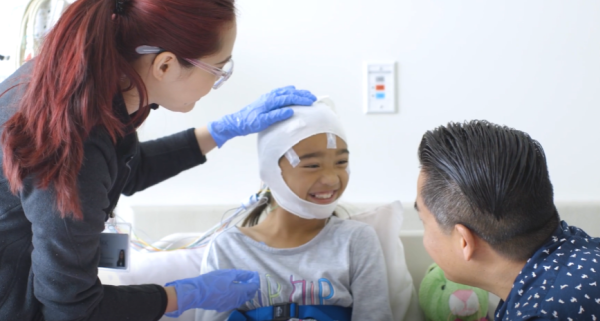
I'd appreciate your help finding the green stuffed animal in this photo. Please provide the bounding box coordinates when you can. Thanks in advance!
[419,263,489,321]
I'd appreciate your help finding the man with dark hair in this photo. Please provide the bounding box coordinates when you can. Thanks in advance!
[415,120,600,320]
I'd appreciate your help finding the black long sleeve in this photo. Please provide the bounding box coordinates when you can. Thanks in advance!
[122,128,206,196]
[14,135,168,321]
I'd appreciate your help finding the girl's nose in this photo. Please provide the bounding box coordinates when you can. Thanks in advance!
[319,170,340,186]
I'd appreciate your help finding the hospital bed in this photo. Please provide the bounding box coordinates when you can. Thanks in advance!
[99,201,600,321]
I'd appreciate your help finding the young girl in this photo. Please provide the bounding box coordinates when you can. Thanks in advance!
[196,101,393,321]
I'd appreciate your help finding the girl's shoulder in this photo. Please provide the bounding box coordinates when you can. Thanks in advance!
[331,215,373,229]
[329,216,379,238]
[211,225,244,242]
[207,226,258,252]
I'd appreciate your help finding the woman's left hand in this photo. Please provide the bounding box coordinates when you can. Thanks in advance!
[207,86,316,148]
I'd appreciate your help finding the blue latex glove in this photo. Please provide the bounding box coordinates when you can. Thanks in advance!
[208,86,317,148]
[164,269,260,317]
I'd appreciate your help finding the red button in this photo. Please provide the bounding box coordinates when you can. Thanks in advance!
[375,84,385,91]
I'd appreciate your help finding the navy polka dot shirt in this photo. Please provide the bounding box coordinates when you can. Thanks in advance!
[495,221,600,320]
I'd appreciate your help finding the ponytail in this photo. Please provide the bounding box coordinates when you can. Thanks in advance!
[242,191,272,227]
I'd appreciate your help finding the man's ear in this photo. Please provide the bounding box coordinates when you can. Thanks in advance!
[151,52,180,82]
[455,224,476,261]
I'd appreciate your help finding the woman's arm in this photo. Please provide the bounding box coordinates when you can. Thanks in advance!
[349,225,394,321]
[121,128,207,195]
[164,286,178,313]
[21,138,168,321]
[195,126,217,155]
[122,86,317,195]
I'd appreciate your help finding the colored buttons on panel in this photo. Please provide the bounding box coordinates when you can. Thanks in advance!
[364,61,396,114]
[375,83,386,99]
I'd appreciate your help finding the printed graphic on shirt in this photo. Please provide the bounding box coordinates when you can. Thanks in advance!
[247,273,336,310]
[495,222,600,320]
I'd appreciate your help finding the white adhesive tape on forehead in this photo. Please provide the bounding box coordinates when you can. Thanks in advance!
[284,148,300,168]
[327,133,337,149]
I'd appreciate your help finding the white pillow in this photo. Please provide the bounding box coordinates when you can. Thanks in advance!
[350,201,424,321]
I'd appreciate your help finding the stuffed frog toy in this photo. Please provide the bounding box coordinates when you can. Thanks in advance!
[419,263,489,321]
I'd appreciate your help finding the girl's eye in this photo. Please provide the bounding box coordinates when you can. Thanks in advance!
[337,160,349,165]
[303,164,320,169]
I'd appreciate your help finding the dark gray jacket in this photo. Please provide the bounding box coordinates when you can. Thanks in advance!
[0,62,206,320]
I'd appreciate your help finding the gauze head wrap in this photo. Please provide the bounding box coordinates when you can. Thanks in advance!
[257,99,347,219]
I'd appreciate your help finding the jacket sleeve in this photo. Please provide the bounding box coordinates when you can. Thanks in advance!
[21,136,167,321]
[349,225,394,321]
[121,128,206,196]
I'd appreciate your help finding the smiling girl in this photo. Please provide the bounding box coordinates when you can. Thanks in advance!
[196,102,393,321]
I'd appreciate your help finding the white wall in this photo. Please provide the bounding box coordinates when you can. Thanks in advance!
[130,0,600,206]
[2,0,600,206]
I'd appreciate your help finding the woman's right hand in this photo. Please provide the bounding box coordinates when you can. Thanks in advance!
[164,269,260,317]
[207,86,317,148]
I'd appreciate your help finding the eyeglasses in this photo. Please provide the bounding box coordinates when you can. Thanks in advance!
[135,45,234,90]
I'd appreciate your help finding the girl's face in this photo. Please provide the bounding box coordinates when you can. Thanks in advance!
[279,133,349,205]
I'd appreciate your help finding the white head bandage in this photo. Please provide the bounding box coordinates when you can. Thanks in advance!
[257,99,347,220]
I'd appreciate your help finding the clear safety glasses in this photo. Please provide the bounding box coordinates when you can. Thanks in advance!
[135,45,234,89]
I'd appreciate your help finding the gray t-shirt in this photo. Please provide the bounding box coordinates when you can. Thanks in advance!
[196,216,393,321]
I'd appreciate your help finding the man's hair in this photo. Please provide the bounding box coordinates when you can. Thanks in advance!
[418,120,559,261]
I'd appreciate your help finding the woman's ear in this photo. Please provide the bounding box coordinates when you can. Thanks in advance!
[151,52,181,82]
[454,224,477,261]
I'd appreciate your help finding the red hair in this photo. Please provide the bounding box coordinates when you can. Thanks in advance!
[2,0,235,219]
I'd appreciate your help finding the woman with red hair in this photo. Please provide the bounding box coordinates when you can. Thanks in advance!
[0,0,316,320]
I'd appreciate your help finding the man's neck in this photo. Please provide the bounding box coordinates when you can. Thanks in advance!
[475,256,527,301]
